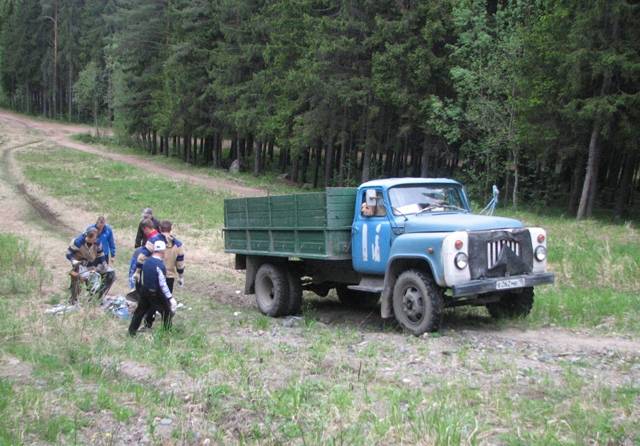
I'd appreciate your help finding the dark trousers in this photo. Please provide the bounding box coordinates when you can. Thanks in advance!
[143,278,174,327]
[129,289,172,336]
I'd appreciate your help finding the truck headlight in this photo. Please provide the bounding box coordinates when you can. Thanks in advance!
[535,246,547,262]
[454,252,468,270]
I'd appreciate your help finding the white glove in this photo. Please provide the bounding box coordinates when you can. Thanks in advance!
[169,297,177,314]
[178,276,184,287]
[71,259,80,266]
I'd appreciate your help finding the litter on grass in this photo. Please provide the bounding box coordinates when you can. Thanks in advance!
[102,295,131,320]
[44,304,78,315]
[45,296,187,320]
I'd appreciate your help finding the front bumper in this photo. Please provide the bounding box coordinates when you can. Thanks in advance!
[451,272,555,298]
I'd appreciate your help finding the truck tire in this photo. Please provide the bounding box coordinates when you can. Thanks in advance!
[255,263,290,317]
[336,286,380,309]
[392,269,444,336]
[287,270,303,315]
[486,287,534,319]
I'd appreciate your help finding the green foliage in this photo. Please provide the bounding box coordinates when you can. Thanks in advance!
[0,233,49,296]
[73,60,105,129]
[1,0,639,216]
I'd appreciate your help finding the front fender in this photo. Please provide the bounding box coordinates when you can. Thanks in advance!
[387,233,447,285]
[380,233,448,319]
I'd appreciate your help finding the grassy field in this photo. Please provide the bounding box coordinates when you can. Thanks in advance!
[73,133,303,195]
[2,115,638,444]
[16,145,640,334]
[510,211,640,334]
[1,232,638,445]
[17,147,228,241]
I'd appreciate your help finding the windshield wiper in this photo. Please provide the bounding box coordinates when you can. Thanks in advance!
[415,204,439,215]
[438,204,468,212]
[392,207,409,221]
[416,203,468,215]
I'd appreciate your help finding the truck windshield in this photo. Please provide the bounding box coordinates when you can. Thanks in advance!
[389,185,467,215]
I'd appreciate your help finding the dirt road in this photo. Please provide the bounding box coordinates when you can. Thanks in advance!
[1,110,639,421]
[0,109,264,197]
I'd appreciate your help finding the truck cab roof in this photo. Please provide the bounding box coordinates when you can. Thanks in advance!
[359,177,462,189]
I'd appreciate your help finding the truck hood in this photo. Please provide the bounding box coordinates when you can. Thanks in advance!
[402,213,523,233]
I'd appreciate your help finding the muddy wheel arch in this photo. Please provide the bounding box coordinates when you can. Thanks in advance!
[380,257,438,319]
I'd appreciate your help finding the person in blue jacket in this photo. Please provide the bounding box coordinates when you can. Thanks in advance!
[90,216,116,264]
[128,246,145,290]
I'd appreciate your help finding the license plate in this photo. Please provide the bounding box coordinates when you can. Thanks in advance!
[496,278,525,290]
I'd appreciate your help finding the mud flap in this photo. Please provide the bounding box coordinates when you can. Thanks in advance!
[380,288,393,319]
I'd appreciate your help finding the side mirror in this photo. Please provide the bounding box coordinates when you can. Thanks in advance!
[365,189,377,207]
[480,185,499,215]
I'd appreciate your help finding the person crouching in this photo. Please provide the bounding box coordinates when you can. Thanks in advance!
[128,240,177,336]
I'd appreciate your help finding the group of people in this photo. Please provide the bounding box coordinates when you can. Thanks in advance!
[65,208,186,336]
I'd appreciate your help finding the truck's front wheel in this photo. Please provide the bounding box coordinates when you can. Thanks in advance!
[486,287,534,319]
[255,263,290,317]
[392,270,444,335]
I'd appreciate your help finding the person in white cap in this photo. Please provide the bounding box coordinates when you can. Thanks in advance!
[128,240,177,335]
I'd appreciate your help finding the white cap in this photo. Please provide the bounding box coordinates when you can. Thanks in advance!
[153,240,166,252]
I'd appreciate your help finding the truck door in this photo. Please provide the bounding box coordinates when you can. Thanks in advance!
[352,188,392,275]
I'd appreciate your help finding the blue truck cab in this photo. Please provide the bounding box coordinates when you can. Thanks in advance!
[224,177,555,335]
[349,178,554,333]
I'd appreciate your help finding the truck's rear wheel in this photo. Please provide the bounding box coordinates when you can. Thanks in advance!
[336,286,380,309]
[392,270,443,335]
[255,264,290,317]
[486,287,534,319]
[287,270,303,315]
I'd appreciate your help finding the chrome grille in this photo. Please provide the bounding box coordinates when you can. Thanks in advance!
[487,239,520,269]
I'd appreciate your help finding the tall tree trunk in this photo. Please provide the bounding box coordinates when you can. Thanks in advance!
[246,134,254,161]
[324,138,334,187]
[300,147,309,184]
[67,59,72,120]
[339,131,348,186]
[614,150,638,218]
[152,131,158,155]
[568,153,583,215]
[217,134,223,167]
[239,137,246,167]
[253,141,261,176]
[384,149,394,176]
[93,98,98,137]
[230,136,237,163]
[420,135,430,177]
[48,0,59,118]
[512,149,519,208]
[313,146,321,188]
[361,131,371,184]
[290,151,299,183]
[577,120,602,219]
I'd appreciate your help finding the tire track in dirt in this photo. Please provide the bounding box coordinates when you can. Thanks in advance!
[2,142,77,236]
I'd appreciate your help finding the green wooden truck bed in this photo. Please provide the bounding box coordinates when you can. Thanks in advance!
[224,188,357,260]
